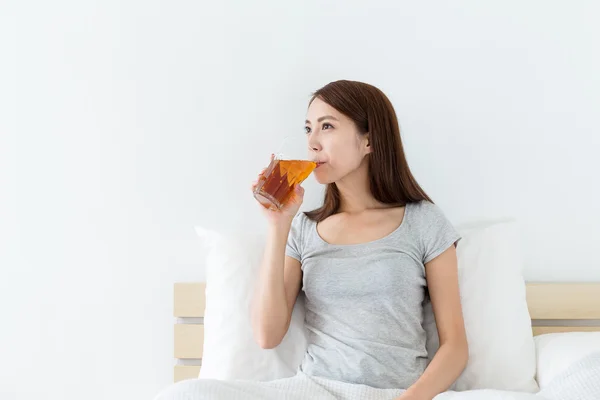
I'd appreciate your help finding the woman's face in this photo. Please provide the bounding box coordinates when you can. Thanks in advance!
[305,97,371,185]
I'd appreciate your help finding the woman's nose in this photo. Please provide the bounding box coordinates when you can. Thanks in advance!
[308,134,321,152]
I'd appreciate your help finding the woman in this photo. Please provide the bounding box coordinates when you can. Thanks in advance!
[155,80,468,400]
[251,80,468,399]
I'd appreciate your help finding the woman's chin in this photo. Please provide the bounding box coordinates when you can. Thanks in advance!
[314,171,334,185]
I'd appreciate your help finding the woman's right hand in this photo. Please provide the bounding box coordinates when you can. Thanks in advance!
[251,154,305,227]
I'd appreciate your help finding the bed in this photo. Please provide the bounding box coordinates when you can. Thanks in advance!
[171,282,600,383]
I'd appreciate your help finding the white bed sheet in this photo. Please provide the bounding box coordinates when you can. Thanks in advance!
[155,352,600,400]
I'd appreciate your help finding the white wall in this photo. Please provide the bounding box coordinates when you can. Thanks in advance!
[1,1,599,399]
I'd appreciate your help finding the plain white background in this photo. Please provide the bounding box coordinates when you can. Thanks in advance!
[1,1,599,399]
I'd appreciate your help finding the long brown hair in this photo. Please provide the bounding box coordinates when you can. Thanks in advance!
[305,80,432,222]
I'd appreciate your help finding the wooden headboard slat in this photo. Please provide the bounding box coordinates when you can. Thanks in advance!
[532,326,600,336]
[526,283,600,320]
[174,324,204,359]
[174,283,206,318]
[174,365,202,382]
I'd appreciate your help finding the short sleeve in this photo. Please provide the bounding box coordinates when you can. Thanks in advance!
[417,201,462,264]
[285,212,305,262]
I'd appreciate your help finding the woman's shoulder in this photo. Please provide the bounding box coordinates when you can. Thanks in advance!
[289,211,314,239]
[407,200,461,263]
[407,200,447,223]
[405,200,458,238]
[293,210,312,226]
[286,211,316,261]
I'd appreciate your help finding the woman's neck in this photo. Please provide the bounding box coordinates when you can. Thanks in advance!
[335,163,384,214]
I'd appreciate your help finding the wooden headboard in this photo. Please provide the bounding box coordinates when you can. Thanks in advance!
[526,283,600,335]
[172,282,600,382]
[173,283,206,382]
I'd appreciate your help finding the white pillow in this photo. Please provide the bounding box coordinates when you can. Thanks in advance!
[534,332,600,388]
[195,226,308,381]
[425,220,538,392]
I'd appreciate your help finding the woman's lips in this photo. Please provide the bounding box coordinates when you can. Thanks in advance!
[315,162,326,168]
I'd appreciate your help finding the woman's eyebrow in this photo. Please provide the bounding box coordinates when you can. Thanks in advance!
[305,115,340,124]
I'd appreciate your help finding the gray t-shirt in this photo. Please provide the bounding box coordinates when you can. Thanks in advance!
[285,200,461,390]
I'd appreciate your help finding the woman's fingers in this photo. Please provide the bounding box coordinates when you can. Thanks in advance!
[288,184,304,203]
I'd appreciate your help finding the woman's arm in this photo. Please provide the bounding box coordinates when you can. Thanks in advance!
[399,245,468,400]
[251,221,303,349]
[250,167,305,349]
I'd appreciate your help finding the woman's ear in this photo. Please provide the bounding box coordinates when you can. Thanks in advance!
[364,133,372,153]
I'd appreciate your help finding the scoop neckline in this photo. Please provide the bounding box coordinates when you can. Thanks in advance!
[312,203,410,247]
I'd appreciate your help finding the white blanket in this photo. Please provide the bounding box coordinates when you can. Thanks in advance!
[537,352,600,400]
[154,353,600,400]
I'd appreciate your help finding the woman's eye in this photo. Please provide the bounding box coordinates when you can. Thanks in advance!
[304,126,311,134]
[322,123,333,130]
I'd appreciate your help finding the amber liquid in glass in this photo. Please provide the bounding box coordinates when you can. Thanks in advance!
[253,159,317,210]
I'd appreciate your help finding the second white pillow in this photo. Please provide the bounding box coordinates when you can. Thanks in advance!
[425,220,538,392]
